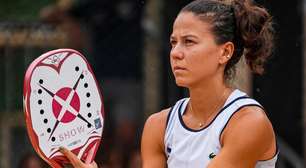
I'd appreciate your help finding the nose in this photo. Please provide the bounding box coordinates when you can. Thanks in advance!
[170,45,184,60]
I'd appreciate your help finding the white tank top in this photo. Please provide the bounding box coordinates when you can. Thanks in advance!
[164,89,278,168]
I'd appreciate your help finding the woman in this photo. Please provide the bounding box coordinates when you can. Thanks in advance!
[141,0,277,167]
[61,0,277,167]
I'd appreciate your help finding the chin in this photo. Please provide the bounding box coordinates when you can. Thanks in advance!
[175,78,190,87]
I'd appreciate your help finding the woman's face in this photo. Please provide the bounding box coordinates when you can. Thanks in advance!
[170,12,226,88]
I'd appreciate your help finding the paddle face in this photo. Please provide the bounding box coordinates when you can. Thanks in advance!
[23,49,104,167]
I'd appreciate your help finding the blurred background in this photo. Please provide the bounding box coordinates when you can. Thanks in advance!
[0,0,304,167]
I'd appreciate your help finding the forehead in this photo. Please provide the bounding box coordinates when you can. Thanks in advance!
[172,12,213,37]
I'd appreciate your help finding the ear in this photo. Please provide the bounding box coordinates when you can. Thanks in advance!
[219,42,234,64]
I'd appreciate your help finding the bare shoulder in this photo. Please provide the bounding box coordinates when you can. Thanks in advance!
[146,108,170,123]
[228,106,274,133]
[209,106,277,167]
[221,106,276,159]
[143,108,171,137]
[223,105,276,157]
[141,108,171,166]
[223,105,275,141]
[142,108,172,147]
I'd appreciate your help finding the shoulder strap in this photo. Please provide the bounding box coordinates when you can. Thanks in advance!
[217,97,263,143]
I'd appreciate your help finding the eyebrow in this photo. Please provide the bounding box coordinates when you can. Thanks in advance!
[170,34,198,40]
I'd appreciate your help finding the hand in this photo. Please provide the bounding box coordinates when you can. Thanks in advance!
[59,147,98,168]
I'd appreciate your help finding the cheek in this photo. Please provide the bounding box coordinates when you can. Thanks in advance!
[169,56,174,69]
[188,48,220,73]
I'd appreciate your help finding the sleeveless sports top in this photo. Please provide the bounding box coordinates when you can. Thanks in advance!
[164,89,278,168]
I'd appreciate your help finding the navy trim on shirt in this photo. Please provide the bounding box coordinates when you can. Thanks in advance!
[178,96,250,132]
[219,104,264,143]
[166,106,174,126]
[165,100,185,132]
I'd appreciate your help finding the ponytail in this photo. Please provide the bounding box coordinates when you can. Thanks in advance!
[181,0,274,78]
[232,0,274,74]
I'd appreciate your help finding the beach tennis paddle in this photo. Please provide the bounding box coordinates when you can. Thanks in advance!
[23,49,104,167]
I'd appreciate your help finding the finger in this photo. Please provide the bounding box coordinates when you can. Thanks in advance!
[59,147,85,167]
[90,161,98,168]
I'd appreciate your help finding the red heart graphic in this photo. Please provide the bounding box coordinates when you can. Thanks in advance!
[23,49,104,167]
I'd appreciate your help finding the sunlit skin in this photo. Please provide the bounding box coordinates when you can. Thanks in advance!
[59,12,276,168]
[141,12,276,168]
[170,12,231,89]
[169,12,234,127]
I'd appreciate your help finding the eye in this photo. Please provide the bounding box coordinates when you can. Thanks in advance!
[185,39,195,46]
[170,39,177,48]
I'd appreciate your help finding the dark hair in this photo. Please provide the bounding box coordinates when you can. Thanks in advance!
[181,0,274,79]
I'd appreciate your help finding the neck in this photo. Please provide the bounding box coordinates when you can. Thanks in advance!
[188,76,232,122]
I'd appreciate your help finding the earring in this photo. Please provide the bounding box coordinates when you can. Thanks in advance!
[226,55,230,58]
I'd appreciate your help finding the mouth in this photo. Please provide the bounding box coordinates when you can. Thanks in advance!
[173,66,187,71]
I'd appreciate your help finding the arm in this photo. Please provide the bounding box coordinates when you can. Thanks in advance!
[208,107,276,168]
[141,109,169,168]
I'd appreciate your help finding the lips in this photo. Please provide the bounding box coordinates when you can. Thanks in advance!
[173,65,187,71]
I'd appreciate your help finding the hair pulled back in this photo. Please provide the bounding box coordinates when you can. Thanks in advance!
[181,0,274,79]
